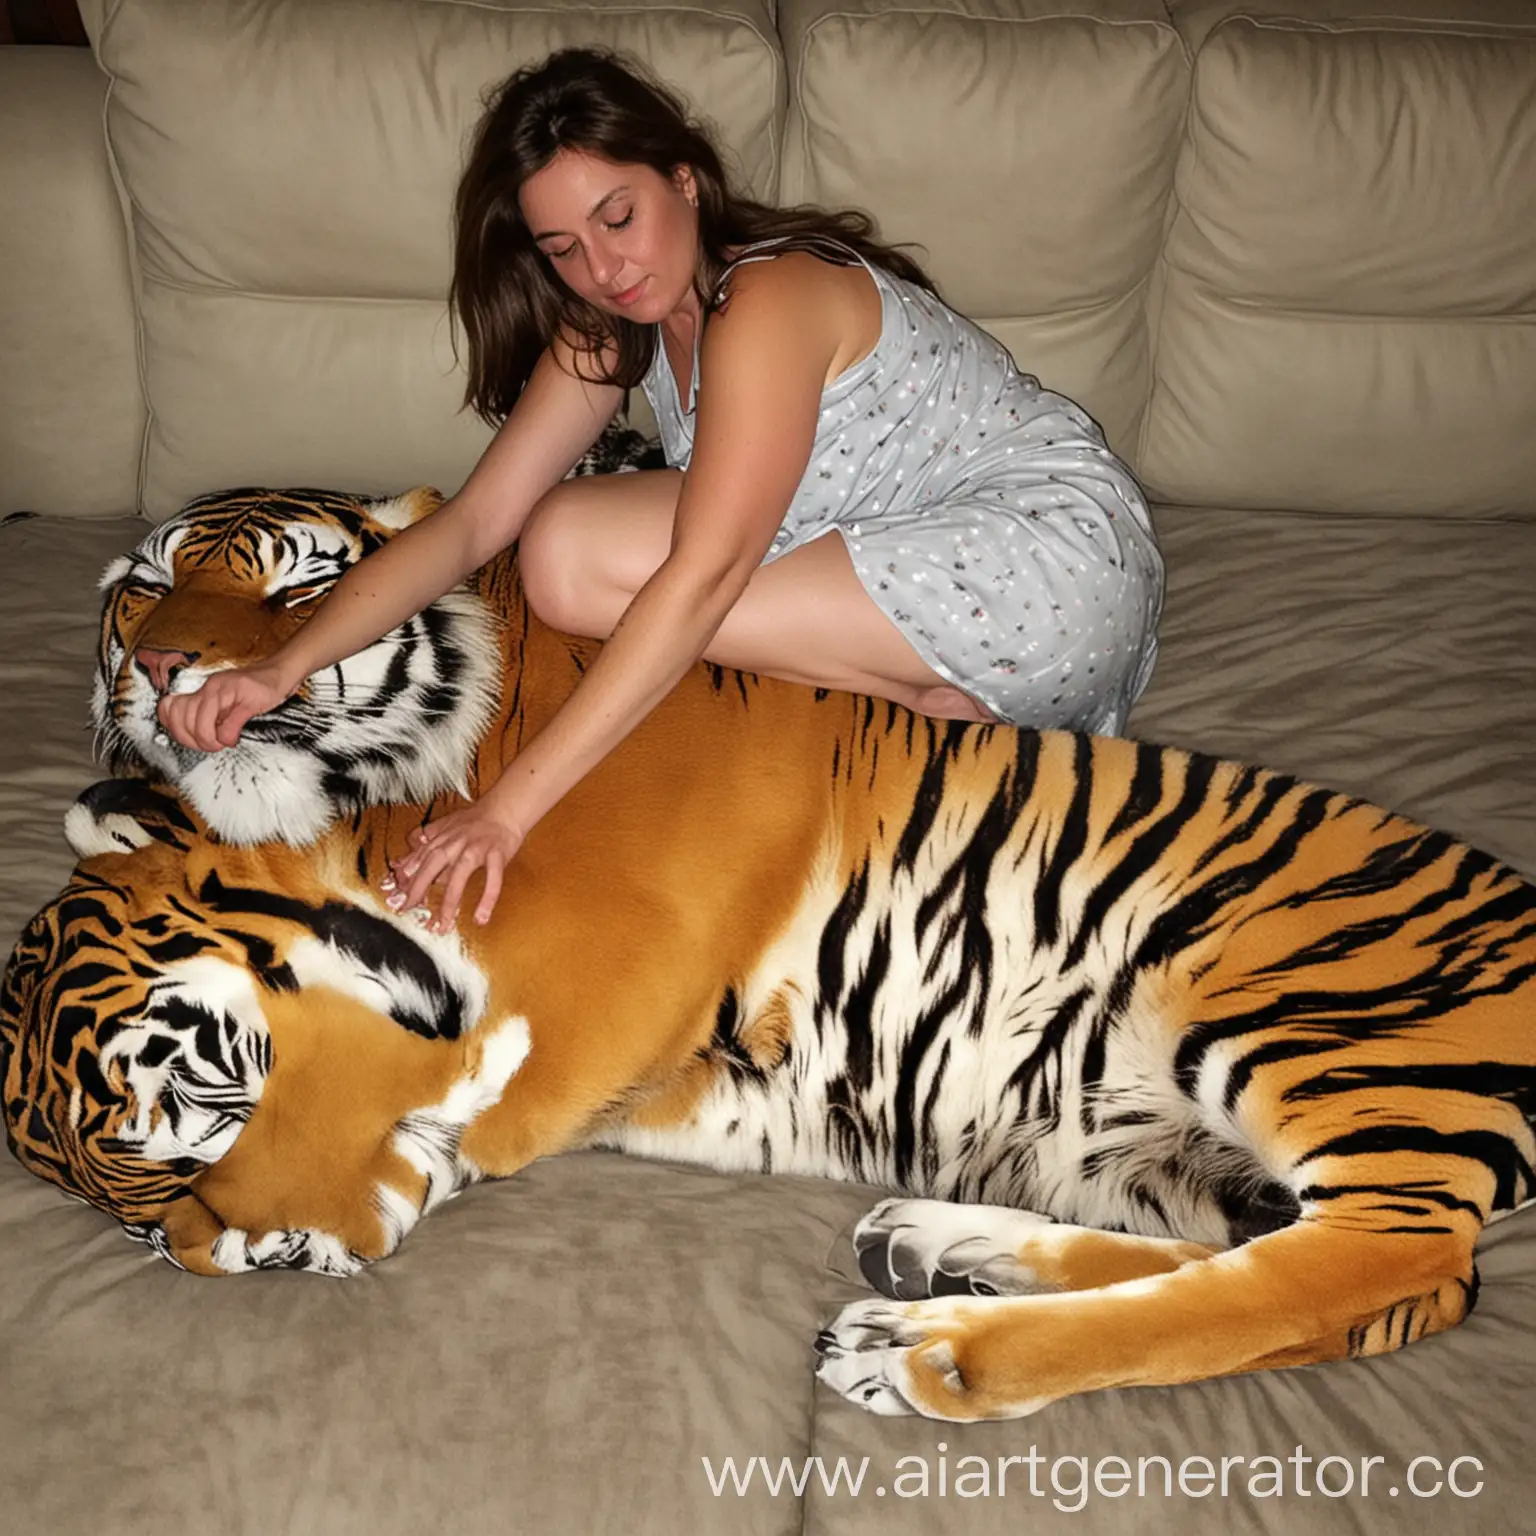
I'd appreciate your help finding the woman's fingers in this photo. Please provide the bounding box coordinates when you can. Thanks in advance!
[170,691,213,753]
[158,679,232,752]
[156,691,188,747]
[475,851,505,925]
[191,689,224,751]
[386,837,510,930]
[396,839,458,911]
[200,690,232,751]
[394,829,440,881]
[433,847,483,934]
[382,812,517,931]
[215,695,255,748]
[155,669,287,753]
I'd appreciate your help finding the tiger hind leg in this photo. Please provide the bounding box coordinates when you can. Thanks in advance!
[853,1197,1216,1300]
[816,1215,1478,1420]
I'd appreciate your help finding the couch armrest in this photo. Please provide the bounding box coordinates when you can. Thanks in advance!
[0,46,143,519]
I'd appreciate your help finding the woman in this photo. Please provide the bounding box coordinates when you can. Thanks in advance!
[159,48,1163,933]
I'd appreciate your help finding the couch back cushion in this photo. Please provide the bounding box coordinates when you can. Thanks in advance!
[0,47,143,519]
[81,0,783,520]
[1140,13,1536,518]
[779,0,1189,463]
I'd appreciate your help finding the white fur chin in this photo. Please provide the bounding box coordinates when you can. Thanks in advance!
[181,743,336,846]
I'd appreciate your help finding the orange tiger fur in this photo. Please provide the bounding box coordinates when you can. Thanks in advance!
[3,485,1532,1420]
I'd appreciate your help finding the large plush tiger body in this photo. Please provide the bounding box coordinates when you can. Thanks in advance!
[2,485,1533,1422]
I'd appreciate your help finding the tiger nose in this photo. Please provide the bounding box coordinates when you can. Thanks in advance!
[133,646,199,695]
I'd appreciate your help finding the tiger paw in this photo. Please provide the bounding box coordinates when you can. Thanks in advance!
[211,1225,365,1276]
[854,1196,1057,1299]
[814,1297,974,1418]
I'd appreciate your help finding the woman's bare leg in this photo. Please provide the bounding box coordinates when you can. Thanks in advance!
[517,470,998,722]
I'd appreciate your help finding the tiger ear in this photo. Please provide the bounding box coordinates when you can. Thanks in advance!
[367,487,445,532]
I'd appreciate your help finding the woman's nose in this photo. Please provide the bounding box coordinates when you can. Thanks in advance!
[588,243,620,286]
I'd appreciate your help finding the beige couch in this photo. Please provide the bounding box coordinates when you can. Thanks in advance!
[2,2,1533,1531]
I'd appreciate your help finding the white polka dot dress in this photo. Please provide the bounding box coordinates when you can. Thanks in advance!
[639,236,1164,733]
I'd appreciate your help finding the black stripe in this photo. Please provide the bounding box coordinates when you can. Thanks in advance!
[916,1038,952,1187]
[1145,781,1329,982]
[1278,831,1465,908]
[893,721,961,875]
[1306,1124,1532,1212]
[1064,751,1216,970]
[1006,985,1091,1123]
[1423,880,1536,948]
[1102,741,1165,843]
[816,862,870,1029]
[842,917,891,1093]
[1222,1036,1342,1112]
[1298,1181,1484,1219]
[1187,769,1296,879]
[1033,735,1095,950]
[1079,967,1136,1129]
[195,870,470,1040]
[1178,942,1536,1096]
[1282,1061,1536,1118]
[893,974,974,1185]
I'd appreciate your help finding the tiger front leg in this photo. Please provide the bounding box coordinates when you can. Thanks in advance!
[852,1197,1215,1300]
[166,1000,536,1275]
[816,1217,1477,1420]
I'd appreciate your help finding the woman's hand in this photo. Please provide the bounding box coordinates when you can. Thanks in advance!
[157,663,293,752]
[384,798,525,933]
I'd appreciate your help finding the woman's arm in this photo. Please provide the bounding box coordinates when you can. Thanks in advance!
[392,256,847,927]
[161,333,624,751]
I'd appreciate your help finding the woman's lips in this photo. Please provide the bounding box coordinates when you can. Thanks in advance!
[610,278,647,306]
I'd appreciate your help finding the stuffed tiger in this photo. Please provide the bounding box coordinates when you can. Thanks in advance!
[2,483,1533,1424]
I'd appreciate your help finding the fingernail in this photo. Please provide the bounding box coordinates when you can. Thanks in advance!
[386,892,405,910]
[380,874,396,891]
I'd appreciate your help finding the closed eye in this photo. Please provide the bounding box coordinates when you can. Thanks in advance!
[271,582,334,610]
[548,209,634,261]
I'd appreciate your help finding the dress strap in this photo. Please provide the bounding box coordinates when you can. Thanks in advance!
[712,233,868,301]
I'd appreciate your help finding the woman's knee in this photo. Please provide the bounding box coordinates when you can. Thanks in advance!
[517,475,679,637]
[517,487,592,634]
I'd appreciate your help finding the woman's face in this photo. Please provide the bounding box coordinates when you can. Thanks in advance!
[520,147,698,323]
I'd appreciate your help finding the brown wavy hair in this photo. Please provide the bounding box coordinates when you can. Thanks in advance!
[450,47,940,424]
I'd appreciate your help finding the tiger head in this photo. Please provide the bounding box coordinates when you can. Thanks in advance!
[94,487,503,846]
[0,794,514,1276]
[0,834,271,1267]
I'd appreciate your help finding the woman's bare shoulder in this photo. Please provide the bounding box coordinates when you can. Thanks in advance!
[718,248,863,305]
[712,251,881,381]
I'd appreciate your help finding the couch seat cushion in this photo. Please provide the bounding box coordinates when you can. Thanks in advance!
[2,503,1533,1534]
[1132,506,1536,878]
